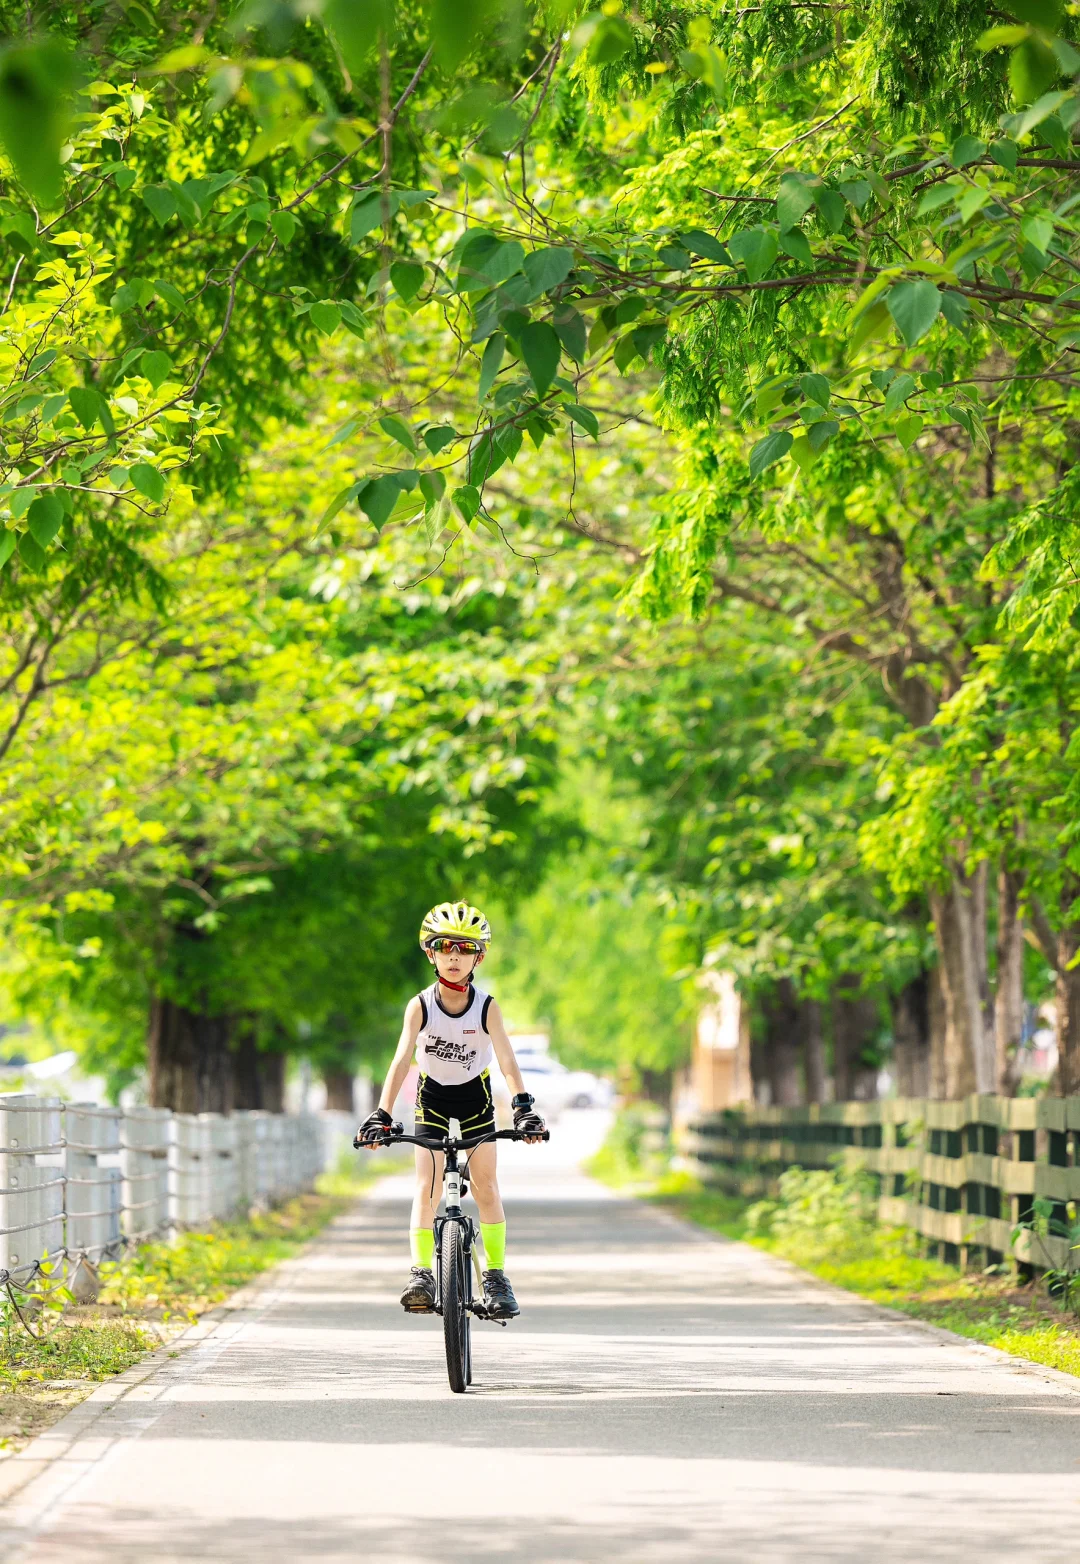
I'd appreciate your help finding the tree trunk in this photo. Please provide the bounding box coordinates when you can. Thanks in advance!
[231,1019,289,1111]
[260,1051,286,1113]
[929,873,988,1097]
[832,986,881,1101]
[971,860,995,1089]
[892,972,931,1098]
[761,978,803,1105]
[801,999,826,1104]
[995,866,1025,1096]
[148,997,233,1113]
[1055,876,1080,1095]
[929,965,948,1098]
[322,1066,355,1114]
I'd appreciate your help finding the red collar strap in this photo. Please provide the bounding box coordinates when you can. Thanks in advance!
[439,977,472,994]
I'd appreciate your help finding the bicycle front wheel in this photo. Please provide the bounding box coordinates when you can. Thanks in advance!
[440,1219,471,1394]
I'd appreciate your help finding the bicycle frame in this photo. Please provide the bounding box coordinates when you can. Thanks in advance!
[355,1122,549,1390]
[355,1124,549,1319]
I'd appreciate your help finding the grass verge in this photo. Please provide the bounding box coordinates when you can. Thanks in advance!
[587,1131,1080,1381]
[1,1151,396,1459]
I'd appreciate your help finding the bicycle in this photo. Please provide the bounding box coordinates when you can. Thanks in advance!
[353,1122,549,1394]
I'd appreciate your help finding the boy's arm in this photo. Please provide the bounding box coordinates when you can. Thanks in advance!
[372,996,424,1118]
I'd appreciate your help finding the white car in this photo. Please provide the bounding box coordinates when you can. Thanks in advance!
[505,1052,613,1119]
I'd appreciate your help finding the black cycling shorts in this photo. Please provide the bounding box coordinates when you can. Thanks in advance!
[415,1069,495,1139]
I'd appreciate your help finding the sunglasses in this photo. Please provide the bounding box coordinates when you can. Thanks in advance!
[427,938,484,955]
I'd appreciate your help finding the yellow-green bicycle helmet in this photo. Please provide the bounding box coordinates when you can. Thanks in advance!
[419,901,492,950]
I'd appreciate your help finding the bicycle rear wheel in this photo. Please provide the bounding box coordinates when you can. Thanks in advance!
[440,1219,471,1394]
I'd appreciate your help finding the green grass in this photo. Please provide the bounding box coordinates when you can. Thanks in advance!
[588,1117,1080,1381]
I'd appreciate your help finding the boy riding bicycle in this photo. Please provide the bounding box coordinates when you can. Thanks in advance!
[355,901,546,1320]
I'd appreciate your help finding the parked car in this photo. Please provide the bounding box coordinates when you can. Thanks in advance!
[497,1051,613,1120]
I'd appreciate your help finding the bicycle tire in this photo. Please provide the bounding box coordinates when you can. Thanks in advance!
[441,1219,471,1394]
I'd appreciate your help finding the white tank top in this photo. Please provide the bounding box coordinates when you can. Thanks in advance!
[414,984,493,1086]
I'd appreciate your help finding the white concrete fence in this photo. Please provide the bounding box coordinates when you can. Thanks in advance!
[0,1093,355,1293]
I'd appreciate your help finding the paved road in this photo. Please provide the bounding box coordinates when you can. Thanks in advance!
[4,1118,1080,1563]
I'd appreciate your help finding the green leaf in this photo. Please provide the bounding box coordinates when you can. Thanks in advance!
[917,182,959,216]
[154,279,187,313]
[0,531,14,569]
[423,425,459,456]
[419,470,446,505]
[939,289,971,328]
[67,386,105,430]
[111,283,139,314]
[779,229,813,264]
[776,173,815,232]
[495,423,523,463]
[523,246,575,298]
[25,492,63,549]
[390,261,425,302]
[989,138,1019,170]
[141,350,172,390]
[467,430,507,486]
[1011,36,1061,106]
[588,14,634,64]
[632,323,666,361]
[378,415,417,453]
[553,306,587,364]
[452,483,481,522]
[129,463,166,504]
[612,332,641,373]
[0,40,75,206]
[466,239,526,291]
[950,135,986,168]
[519,321,560,396]
[800,373,831,408]
[142,185,177,227]
[349,194,384,242]
[807,418,839,450]
[895,413,924,450]
[563,403,599,438]
[679,229,729,263]
[884,372,917,415]
[886,280,942,345]
[359,475,403,531]
[728,226,779,283]
[658,244,691,270]
[978,23,1032,50]
[270,210,298,246]
[479,332,505,400]
[17,530,46,572]
[749,429,793,478]
[615,296,648,325]
[1010,1,1064,29]
[812,186,847,233]
[310,301,341,336]
[316,480,365,533]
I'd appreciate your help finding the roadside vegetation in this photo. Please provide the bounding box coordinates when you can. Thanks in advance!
[589,1113,1080,1380]
[0,1155,392,1460]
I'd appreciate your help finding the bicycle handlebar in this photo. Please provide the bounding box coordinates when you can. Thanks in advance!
[353,1126,550,1152]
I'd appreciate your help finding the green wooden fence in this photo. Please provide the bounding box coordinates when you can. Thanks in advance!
[683,1095,1080,1273]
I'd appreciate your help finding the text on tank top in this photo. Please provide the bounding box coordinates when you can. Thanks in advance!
[415,983,493,1086]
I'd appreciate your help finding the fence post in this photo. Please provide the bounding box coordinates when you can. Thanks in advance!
[0,1093,65,1291]
[121,1107,171,1244]
[64,1102,122,1295]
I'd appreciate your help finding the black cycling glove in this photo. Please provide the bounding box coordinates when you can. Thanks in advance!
[355,1107,393,1147]
[512,1093,545,1136]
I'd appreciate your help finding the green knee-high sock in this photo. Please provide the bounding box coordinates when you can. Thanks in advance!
[410,1227,434,1268]
[481,1221,506,1270]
